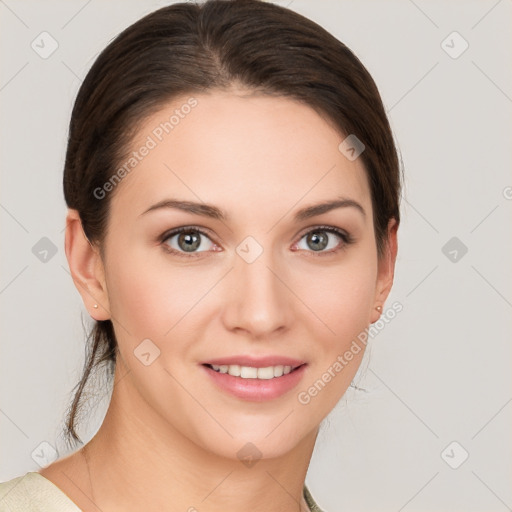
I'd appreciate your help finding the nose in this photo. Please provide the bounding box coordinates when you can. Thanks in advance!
[220,247,293,339]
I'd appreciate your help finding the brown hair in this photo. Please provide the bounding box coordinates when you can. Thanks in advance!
[62,0,402,447]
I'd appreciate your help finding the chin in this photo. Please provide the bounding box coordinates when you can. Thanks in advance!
[186,411,315,463]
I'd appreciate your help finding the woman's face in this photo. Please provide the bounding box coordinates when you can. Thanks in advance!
[91,89,396,460]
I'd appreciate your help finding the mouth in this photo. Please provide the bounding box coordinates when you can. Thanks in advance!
[202,362,305,380]
[200,361,307,401]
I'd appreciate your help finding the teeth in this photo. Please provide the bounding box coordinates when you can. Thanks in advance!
[209,364,296,379]
[227,364,240,377]
[241,366,258,378]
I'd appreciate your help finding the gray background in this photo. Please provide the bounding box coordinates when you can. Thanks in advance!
[1,1,511,511]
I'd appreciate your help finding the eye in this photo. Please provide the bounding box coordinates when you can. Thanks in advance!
[160,227,218,257]
[293,225,353,255]
[159,224,354,259]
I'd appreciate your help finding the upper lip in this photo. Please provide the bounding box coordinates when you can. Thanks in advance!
[202,355,306,369]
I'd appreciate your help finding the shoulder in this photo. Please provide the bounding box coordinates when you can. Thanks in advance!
[0,472,82,512]
[303,484,327,512]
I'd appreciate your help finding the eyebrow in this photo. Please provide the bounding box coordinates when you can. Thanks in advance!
[139,197,366,221]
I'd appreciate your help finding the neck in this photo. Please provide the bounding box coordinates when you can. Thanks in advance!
[82,362,318,512]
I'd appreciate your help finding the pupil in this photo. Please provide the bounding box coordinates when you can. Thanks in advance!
[178,231,200,252]
[308,231,327,251]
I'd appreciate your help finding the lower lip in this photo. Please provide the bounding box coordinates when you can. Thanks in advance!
[201,364,307,402]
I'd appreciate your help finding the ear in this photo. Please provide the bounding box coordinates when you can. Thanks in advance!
[65,209,111,321]
[370,218,398,324]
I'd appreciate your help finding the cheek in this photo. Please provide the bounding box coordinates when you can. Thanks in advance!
[291,257,377,415]
[107,240,378,350]
[294,253,378,344]
[105,248,217,344]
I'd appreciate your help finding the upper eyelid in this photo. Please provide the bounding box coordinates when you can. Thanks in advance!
[161,225,216,243]
[296,224,348,238]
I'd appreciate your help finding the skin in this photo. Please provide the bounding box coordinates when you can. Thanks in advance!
[39,88,398,512]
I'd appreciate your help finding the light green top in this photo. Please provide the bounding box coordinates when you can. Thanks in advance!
[0,472,325,511]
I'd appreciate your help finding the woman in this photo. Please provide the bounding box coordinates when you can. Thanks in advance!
[0,0,401,510]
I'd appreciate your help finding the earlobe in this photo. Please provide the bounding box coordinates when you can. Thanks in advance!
[65,209,111,321]
[371,218,399,323]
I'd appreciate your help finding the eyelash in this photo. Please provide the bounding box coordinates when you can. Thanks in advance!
[159,225,354,259]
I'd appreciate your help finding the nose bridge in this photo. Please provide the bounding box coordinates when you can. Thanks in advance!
[222,239,292,336]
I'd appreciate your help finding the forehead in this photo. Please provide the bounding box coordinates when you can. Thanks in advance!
[109,91,371,222]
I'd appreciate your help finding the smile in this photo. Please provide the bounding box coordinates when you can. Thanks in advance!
[206,363,298,379]
[201,363,307,401]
